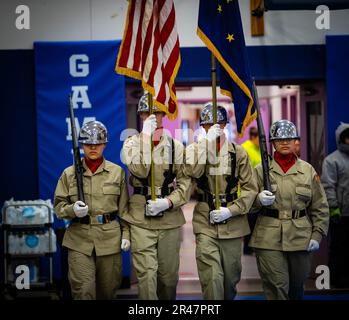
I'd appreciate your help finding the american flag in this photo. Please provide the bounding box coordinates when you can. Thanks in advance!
[116,0,181,120]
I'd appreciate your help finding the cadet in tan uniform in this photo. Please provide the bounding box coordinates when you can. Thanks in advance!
[249,120,329,300]
[121,94,191,300]
[54,121,130,300]
[184,103,258,300]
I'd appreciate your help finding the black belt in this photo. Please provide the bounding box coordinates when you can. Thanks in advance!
[72,211,119,225]
[261,209,307,219]
[134,186,174,197]
[198,192,237,209]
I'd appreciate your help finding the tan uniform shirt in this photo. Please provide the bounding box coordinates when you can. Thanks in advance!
[54,159,130,256]
[249,158,329,251]
[184,138,258,239]
[121,133,191,229]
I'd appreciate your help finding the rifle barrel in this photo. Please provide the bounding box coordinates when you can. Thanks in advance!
[69,95,85,202]
[252,82,272,192]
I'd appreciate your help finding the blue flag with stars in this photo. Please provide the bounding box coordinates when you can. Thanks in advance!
[197,0,256,137]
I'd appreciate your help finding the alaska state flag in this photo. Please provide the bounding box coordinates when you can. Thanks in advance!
[197,0,256,137]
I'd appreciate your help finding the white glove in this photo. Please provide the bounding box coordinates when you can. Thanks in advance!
[121,239,131,252]
[142,114,157,136]
[197,133,205,143]
[206,124,222,142]
[146,198,170,216]
[73,201,88,218]
[307,239,320,252]
[209,207,232,224]
[126,139,136,147]
[258,190,275,206]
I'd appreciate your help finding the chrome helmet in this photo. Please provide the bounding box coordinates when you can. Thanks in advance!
[269,120,299,141]
[78,121,108,144]
[199,103,228,125]
[137,92,161,114]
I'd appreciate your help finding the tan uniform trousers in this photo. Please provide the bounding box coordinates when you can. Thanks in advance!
[130,225,181,300]
[255,249,311,300]
[196,234,242,300]
[68,249,122,300]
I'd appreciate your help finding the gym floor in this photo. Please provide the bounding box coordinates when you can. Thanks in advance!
[117,201,349,300]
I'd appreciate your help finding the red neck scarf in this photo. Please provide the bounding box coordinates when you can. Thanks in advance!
[85,157,103,174]
[153,127,163,147]
[274,151,296,173]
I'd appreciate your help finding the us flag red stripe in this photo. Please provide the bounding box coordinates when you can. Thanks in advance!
[116,0,181,120]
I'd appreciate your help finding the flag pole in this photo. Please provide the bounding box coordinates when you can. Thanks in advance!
[148,92,156,201]
[211,53,220,210]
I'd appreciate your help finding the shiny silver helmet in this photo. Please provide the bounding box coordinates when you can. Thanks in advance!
[137,92,160,114]
[199,103,228,125]
[269,120,299,141]
[78,121,108,144]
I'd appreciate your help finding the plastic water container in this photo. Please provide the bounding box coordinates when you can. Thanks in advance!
[29,262,39,283]
[2,199,54,225]
[7,230,57,255]
[38,206,49,224]
[13,234,20,254]
[25,233,40,254]
[50,229,57,253]
[8,233,15,254]
[5,207,17,224]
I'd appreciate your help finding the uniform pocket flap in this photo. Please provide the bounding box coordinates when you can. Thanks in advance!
[296,186,311,196]
[101,220,120,230]
[296,187,311,201]
[292,216,312,228]
[102,185,121,195]
[258,215,280,227]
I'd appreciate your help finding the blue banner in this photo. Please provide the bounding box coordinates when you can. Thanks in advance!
[35,40,126,204]
[34,40,128,280]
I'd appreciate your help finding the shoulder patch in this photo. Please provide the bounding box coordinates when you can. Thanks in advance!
[314,174,321,184]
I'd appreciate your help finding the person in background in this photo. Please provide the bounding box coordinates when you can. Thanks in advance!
[321,122,349,288]
[54,121,130,300]
[249,120,329,300]
[242,126,261,168]
[241,126,261,254]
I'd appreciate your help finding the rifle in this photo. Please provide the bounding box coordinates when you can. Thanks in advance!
[68,95,85,202]
[252,81,271,192]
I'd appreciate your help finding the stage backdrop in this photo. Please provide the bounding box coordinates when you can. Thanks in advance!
[34,40,129,281]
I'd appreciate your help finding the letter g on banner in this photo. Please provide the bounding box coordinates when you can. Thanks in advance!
[70,54,89,77]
